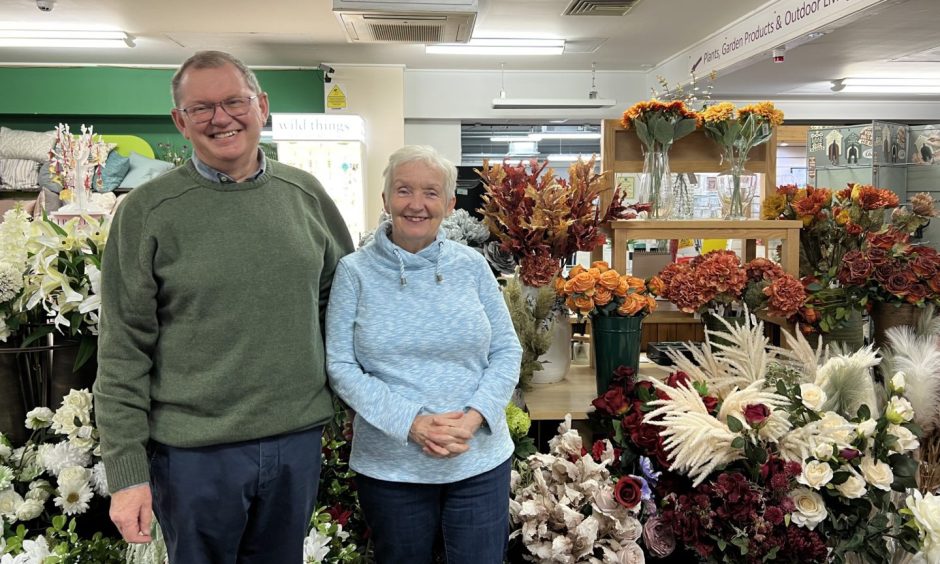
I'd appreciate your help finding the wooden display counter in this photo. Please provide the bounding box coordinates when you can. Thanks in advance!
[524,362,670,421]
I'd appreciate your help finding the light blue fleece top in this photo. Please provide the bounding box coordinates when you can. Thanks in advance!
[325,221,522,483]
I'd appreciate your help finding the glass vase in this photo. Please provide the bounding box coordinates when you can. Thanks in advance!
[673,173,694,219]
[716,164,757,220]
[638,145,674,219]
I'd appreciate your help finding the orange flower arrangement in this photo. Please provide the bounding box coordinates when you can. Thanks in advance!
[651,251,805,318]
[620,99,700,148]
[555,261,657,318]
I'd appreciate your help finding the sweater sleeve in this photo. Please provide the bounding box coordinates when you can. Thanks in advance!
[92,195,159,492]
[316,194,355,340]
[466,265,523,433]
[325,262,425,445]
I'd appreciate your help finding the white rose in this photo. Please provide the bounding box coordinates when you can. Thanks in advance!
[890,372,906,394]
[61,389,93,412]
[813,443,834,461]
[617,541,645,564]
[24,407,54,430]
[0,443,9,461]
[856,419,877,439]
[834,472,867,499]
[57,466,91,488]
[906,491,940,551]
[886,396,915,424]
[819,412,854,447]
[800,384,827,411]
[888,425,920,453]
[14,498,43,521]
[789,488,828,530]
[797,460,834,489]
[593,485,620,514]
[860,457,894,491]
[0,489,23,518]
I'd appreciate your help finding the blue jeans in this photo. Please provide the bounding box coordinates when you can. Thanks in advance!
[355,458,511,564]
[150,426,323,564]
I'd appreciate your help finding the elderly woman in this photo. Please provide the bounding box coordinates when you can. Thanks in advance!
[325,145,522,563]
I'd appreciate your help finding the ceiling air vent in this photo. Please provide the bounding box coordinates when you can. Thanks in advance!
[563,0,641,16]
[333,0,477,43]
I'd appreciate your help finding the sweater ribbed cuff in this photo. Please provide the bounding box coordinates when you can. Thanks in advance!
[104,452,150,493]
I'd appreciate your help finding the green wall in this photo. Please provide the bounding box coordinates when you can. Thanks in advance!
[0,66,325,158]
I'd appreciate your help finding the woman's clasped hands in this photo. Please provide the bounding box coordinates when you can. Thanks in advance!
[408,409,484,458]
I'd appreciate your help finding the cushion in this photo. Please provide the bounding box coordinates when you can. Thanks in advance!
[0,127,56,161]
[0,158,41,189]
[99,151,130,192]
[37,162,61,193]
[118,151,174,189]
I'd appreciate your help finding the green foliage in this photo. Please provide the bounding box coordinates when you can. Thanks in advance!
[3,518,125,563]
[502,276,554,390]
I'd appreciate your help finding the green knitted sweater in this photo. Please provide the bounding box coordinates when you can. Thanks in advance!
[93,160,354,492]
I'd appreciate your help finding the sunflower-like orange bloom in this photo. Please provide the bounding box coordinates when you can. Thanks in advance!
[700,102,735,123]
[737,101,785,127]
[853,185,899,210]
[792,186,832,221]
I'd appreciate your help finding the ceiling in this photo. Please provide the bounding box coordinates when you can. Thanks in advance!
[0,0,938,101]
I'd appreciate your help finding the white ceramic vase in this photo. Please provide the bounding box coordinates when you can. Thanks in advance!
[531,313,572,384]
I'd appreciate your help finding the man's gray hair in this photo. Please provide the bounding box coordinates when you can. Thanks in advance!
[171,50,262,107]
[382,145,458,202]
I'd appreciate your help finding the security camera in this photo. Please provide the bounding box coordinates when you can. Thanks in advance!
[36,0,55,11]
[318,63,335,74]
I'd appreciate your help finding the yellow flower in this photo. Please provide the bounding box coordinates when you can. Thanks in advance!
[59,189,72,202]
[738,101,785,126]
[762,193,786,220]
[701,102,735,123]
[835,210,850,225]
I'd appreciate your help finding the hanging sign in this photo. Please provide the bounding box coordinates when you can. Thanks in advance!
[270,114,365,142]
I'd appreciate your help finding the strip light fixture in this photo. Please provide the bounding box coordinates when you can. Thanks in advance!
[427,38,564,56]
[0,29,134,48]
[489,132,601,142]
[831,77,940,94]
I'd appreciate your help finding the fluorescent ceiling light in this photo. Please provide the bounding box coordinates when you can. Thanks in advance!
[0,29,133,48]
[546,154,593,162]
[832,77,940,93]
[489,132,601,142]
[427,38,564,55]
[492,98,616,109]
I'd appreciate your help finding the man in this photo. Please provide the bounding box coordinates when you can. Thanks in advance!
[93,50,354,563]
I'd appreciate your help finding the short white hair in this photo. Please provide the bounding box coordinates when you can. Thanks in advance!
[382,145,457,202]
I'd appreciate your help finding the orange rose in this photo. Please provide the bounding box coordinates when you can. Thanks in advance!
[624,276,646,291]
[554,276,567,294]
[597,269,621,290]
[568,264,586,279]
[613,277,630,297]
[566,297,578,312]
[647,275,665,296]
[617,293,645,316]
[588,267,602,281]
[594,286,613,306]
[645,295,658,313]
[574,295,595,314]
[569,271,596,293]
[591,260,610,273]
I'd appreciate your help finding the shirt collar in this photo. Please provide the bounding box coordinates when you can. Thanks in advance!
[191,149,266,184]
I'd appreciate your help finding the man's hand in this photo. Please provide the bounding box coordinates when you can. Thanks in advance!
[110,484,153,543]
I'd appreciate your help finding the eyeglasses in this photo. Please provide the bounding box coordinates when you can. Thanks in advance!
[177,95,259,124]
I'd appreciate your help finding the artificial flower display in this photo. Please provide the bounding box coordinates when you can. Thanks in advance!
[573,314,933,563]
[620,99,701,148]
[478,157,610,287]
[700,101,784,161]
[652,251,805,319]
[555,261,657,318]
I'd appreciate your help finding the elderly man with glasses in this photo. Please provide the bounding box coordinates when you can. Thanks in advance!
[93,50,354,563]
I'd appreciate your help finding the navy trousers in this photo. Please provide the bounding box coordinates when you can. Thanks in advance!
[149,426,323,564]
[355,458,511,564]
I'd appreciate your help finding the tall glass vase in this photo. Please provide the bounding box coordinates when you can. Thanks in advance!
[716,162,757,220]
[638,144,674,219]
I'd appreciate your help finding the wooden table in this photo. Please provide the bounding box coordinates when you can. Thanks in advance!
[523,361,670,421]
[608,219,803,277]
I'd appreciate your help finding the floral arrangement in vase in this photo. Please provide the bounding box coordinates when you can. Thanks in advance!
[0,389,126,562]
[48,124,111,214]
[620,100,700,219]
[561,315,935,563]
[839,226,940,308]
[477,157,609,287]
[555,261,658,318]
[700,101,784,219]
[652,251,805,320]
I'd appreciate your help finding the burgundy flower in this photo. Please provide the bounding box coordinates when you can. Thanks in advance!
[642,515,677,558]
[744,404,770,427]
[702,395,719,414]
[840,448,860,460]
[631,423,661,451]
[621,407,644,432]
[613,475,643,509]
[591,388,629,416]
[666,370,691,388]
[764,505,785,525]
[326,504,353,527]
[591,440,607,462]
[885,271,918,297]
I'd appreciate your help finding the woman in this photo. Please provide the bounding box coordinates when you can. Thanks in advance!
[325,145,522,564]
